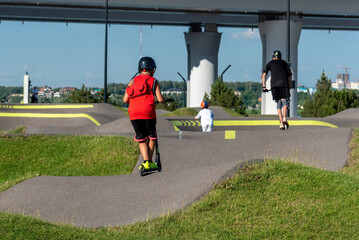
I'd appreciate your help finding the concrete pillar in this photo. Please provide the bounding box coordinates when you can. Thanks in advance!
[185,23,222,107]
[23,73,30,104]
[258,19,302,116]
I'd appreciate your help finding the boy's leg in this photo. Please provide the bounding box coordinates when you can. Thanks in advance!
[201,125,206,132]
[139,139,158,170]
[139,140,150,161]
[148,138,155,161]
[146,119,157,162]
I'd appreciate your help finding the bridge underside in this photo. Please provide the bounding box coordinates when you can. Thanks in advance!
[1,1,359,30]
[2,0,359,112]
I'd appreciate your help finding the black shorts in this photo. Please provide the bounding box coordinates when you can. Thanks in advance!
[131,119,157,142]
[272,87,290,101]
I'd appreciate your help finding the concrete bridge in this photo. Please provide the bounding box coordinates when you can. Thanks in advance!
[1,0,359,115]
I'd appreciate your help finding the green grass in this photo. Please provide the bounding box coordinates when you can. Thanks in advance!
[117,107,197,117]
[0,126,27,134]
[222,107,244,117]
[118,161,359,239]
[222,107,270,117]
[0,135,139,193]
[116,107,129,116]
[341,129,359,177]
[8,126,27,133]
[2,132,359,239]
[159,107,198,117]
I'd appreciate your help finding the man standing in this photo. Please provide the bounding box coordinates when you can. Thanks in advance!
[262,50,292,130]
[31,86,38,103]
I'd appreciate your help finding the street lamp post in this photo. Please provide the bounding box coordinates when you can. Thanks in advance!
[287,0,290,64]
[287,0,293,117]
[104,0,109,103]
[177,72,187,108]
[220,64,231,82]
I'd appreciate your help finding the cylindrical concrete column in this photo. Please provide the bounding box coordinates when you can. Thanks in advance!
[259,20,302,117]
[23,73,30,104]
[185,25,222,107]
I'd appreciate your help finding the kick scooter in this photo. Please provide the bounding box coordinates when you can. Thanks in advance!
[262,88,289,130]
[139,139,162,176]
[138,99,173,176]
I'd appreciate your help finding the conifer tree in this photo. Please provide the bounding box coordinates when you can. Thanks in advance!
[302,71,359,117]
[205,79,247,116]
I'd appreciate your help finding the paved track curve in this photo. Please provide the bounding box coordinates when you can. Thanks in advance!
[0,104,357,227]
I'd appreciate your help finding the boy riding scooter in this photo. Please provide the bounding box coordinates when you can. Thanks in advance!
[123,57,165,175]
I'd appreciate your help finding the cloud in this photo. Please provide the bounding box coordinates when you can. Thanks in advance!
[0,72,14,79]
[299,66,313,72]
[230,29,259,40]
[36,73,44,79]
[85,72,98,80]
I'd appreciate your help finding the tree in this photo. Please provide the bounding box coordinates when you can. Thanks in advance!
[226,81,261,108]
[0,86,23,102]
[66,84,104,103]
[302,71,359,117]
[156,100,178,112]
[206,79,247,116]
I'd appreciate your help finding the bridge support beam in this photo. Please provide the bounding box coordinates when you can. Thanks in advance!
[259,19,302,116]
[185,24,222,107]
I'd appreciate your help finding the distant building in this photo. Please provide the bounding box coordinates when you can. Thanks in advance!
[161,88,182,95]
[234,91,241,96]
[332,73,359,90]
[9,94,24,97]
[308,87,316,95]
[90,89,101,95]
[297,86,316,95]
[59,87,76,95]
[38,86,54,98]
[40,86,52,92]
[297,86,308,93]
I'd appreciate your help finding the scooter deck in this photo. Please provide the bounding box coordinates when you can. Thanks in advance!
[139,161,162,176]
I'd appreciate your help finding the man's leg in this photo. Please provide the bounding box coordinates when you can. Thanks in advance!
[277,109,283,123]
[276,100,283,123]
[282,98,288,121]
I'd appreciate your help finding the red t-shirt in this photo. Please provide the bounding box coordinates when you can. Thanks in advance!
[128,74,157,120]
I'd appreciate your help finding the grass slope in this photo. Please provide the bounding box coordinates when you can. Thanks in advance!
[1,131,359,239]
[0,135,139,193]
[0,126,27,134]
[159,108,198,117]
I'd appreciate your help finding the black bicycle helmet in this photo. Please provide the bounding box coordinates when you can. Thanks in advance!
[138,56,157,73]
[272,50,282,59]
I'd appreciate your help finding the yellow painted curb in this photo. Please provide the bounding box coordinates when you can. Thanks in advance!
[225,130,236,139]
[0,112,101,126]
[213,120,337,128]
[11,105,94,109]
[170,119,338,129]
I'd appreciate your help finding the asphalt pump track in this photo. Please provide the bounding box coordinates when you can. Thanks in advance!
[0,104,358,227]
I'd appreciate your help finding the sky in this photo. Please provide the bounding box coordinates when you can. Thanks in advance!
[1,20,359,89]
